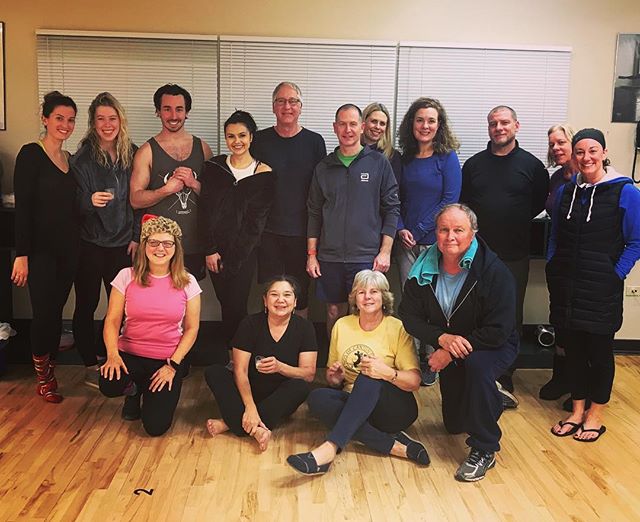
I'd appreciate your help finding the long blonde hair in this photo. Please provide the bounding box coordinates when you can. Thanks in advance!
[81,92,135,168]
[363,102,394,160]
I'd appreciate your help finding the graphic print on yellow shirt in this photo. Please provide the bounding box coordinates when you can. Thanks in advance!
[328,315,418,393]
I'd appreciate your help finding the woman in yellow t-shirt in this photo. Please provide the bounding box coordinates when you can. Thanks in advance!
[286,270,428,476]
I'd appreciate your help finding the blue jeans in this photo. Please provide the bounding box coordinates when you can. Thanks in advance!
[307,374,418,454]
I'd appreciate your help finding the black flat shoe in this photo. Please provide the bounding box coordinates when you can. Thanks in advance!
[121,393,141,421]
[286,452,331,476]
[395,431,430,466]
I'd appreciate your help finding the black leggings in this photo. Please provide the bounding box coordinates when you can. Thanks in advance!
[204,363,310,436]
[73,240,131,366]
[209,251,256,348]
[562,329,615,404]
[99,351,184,436]
[27,250,77,357]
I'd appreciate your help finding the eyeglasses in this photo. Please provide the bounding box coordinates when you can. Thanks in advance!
[147,239,175,249]
[274,97,301,106]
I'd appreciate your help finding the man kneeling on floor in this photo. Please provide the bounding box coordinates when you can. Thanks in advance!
[399,203,519,482]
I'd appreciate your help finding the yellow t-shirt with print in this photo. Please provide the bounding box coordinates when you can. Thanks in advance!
[328,314,418,392]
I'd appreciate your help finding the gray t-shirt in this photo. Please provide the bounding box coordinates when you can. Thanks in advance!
[435,264,469,319]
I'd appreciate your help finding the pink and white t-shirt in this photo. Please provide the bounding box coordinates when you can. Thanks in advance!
[111,268,202,360]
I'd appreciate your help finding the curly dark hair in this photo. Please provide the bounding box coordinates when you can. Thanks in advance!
[398,97,459,160]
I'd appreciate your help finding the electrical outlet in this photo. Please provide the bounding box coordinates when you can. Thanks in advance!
[626,286,640,296]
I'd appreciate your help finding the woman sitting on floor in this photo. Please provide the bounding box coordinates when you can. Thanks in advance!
[100,214,202,436]
[287,269,428,476]
[205,276,317,451]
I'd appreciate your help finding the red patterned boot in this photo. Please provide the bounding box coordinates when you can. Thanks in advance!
[33,354,63,403]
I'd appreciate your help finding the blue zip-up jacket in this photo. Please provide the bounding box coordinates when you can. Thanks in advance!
[307,145,400,263]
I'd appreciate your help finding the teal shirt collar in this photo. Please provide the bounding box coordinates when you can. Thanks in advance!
[407,237,478,286]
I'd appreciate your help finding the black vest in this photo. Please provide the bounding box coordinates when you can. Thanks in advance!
[546,180,626,334]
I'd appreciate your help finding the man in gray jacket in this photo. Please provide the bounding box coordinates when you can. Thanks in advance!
[307,104,400,335]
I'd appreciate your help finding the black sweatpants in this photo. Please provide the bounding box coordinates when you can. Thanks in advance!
[500,256,529,378]
[27,250,77,357]
[440,344,517,453]
[72,240,131,366]
[209,251,256,348]
[204,363,310,436]
[99,351,184,437]
[562,329,615,404]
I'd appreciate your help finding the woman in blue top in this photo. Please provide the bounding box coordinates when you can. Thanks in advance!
[396,97,462,383]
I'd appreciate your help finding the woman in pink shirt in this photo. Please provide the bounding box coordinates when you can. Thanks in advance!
[100,214,201,436]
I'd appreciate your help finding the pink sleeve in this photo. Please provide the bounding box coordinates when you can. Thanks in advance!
[184,274,203,301]
[111,267,133,295]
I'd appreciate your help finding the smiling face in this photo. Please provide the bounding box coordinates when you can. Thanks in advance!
[573,138,608,183]
[225,122,252,157]
[334,107,364,151]
[145,232,176,270]
[354,285,383,316]
[42,105,76,142]
[548,129,572,167]
[436,207,475,262]
[272,84,302,127]
[488,108,519,150]
[413,107,439,148]
[94,105,121,148]
[263,280,297,317]
[157,94,187,133]
[363,110,388,146]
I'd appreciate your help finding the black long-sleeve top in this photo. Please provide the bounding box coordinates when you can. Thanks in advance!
[13,142,79,256]
[461,141,549,261]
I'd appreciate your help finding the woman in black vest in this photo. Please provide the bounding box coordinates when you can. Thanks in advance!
[547,128,640,442]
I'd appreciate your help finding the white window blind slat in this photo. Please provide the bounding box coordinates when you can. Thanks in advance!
[37,35,218,153]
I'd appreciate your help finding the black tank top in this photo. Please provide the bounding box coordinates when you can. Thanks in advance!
[147,136,205,254]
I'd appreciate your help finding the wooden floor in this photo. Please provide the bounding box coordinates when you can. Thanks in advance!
[1,357,639,522]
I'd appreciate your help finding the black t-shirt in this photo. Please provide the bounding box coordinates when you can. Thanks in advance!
[251,127,326,237]
[232,312,318,388]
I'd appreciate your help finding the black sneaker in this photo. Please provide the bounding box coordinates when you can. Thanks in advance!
[497,374,514,393]
[496,381,519,409]
[394,431,430,466]
[454,448,496,482]
[122,393,141,421]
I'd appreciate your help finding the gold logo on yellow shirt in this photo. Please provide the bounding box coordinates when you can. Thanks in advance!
[342,343,375,376]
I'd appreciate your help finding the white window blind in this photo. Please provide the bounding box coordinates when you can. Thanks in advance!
[218,37,398,151]
[36,34,218,152]
[396,45,571,163]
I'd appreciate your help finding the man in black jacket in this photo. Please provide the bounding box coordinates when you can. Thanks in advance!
[399,204,518,481]
[461,106,548,403]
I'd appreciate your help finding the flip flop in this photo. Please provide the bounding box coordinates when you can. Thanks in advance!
[550,420,581,437]
[574,425,606,442]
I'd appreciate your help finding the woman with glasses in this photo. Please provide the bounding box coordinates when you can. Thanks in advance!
[99,214,201,436]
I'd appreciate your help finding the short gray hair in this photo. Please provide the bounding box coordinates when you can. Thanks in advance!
[272,82,303,104]
[348,270,394,316]
[435,203,479,233]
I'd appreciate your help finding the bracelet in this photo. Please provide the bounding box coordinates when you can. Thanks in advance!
[391,369,398,382]
[167,359,181,371]
[307,249,317,256]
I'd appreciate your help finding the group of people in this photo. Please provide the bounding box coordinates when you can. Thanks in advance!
[10,81,640,482]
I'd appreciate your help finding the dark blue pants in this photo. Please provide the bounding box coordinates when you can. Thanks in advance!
[99,351,183,437]
[307,374,418,454]
[204,363,310,436]
[439,344,517,453]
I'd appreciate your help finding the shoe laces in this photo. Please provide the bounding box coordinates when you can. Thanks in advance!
[468,448,490,466]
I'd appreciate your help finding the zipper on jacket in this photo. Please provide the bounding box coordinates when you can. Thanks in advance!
[429,279,478,328]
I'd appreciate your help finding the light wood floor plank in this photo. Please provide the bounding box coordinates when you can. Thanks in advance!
[1,357,639,521]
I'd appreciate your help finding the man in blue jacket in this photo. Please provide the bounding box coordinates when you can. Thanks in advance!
[307,104,400,335]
